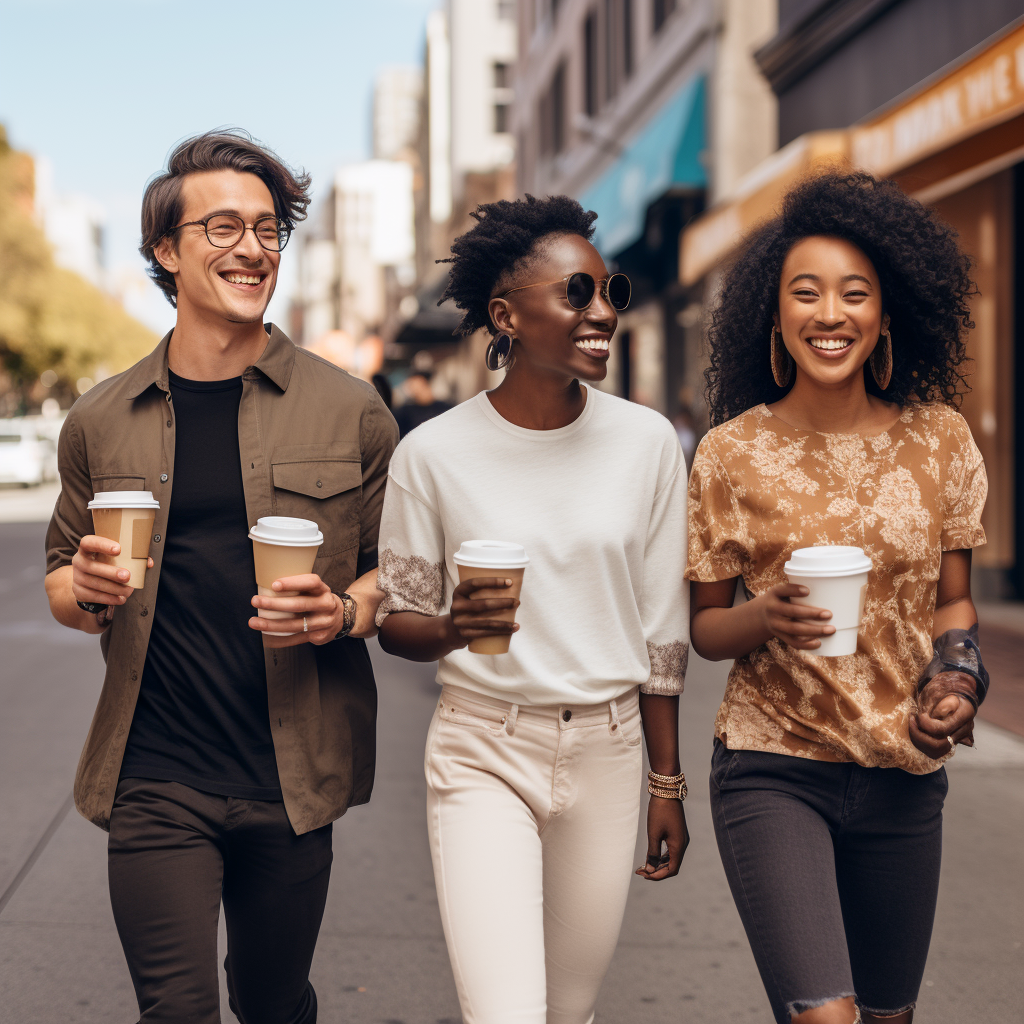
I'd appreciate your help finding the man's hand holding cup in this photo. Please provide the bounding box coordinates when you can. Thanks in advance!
[249,574,344,647]
[72,534,155,628]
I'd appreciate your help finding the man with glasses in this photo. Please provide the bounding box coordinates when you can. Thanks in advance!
[44,130,397,1023]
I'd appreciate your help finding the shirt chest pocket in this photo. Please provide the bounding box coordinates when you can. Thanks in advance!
[271,457,362,557]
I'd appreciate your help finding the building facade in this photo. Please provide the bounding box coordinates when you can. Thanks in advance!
[391,0,521,404]
[515,0,776,422]
[681,1,1024,596]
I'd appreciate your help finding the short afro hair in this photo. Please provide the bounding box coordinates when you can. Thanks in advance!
[704,171,976,425]
[439,194,598,336]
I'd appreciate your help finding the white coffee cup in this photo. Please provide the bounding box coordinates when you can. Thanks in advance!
[784,546,872,657]
[249,517,324,636]
[452,540,529,655]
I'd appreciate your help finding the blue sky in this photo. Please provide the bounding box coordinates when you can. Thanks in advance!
[0,0,438,332]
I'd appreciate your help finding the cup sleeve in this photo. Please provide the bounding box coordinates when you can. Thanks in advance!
[684,438,748,582]
[941,414,988,552]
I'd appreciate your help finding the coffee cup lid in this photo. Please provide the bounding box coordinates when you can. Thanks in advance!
[453,540,529,569]
[249,516,324,547]
[784,545,872,577]
[88,490,160,510]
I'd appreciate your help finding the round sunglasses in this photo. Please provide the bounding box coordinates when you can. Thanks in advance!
[501,272,631,311]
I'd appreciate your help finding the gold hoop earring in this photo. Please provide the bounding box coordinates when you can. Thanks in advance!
[870,329,893,390]
[771,326,793,388]
[485,333,514,371]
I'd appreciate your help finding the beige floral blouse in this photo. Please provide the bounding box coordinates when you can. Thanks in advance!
[685,402,987,773]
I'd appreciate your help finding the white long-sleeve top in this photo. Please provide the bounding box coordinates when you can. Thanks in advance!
[376,386,689,706]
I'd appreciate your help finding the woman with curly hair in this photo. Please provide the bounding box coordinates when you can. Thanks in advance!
[374,195,691,1023]
[687,171,989,1024]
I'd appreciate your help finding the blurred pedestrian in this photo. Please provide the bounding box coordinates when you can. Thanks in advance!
[375,195,690,1024]
[372,371,393,410]
[43,130,397,1024]
[687,172,988,1024]
[393,350,452,437]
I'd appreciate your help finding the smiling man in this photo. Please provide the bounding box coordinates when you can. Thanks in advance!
[44,131,398,1023]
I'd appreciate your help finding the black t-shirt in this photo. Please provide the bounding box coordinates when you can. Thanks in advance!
[394,399,453,438]
[120,370,282,800]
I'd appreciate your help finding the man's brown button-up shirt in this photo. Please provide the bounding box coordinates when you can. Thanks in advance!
[45,325,398,834]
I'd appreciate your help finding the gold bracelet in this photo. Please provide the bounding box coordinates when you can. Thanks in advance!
[647,769,687,801]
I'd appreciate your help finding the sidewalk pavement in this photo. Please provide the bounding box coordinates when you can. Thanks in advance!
[2,521,1023,1022]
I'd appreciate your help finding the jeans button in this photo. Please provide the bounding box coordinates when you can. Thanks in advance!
[562,709,572,722]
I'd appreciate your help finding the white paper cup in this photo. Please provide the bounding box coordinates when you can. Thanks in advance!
[784,546,872,656]
[87,490,161,589]
[453,540,529,655]
[249,517,324,636]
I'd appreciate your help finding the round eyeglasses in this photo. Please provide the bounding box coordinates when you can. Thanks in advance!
[500,272,631,311]
[170,214,291,252]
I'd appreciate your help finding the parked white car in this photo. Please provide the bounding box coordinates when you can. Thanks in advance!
[0,420,59,487]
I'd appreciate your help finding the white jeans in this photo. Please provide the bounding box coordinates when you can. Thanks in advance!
[425,684,643,1024]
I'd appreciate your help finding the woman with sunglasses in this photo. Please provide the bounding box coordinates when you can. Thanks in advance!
[375,195,690,1024]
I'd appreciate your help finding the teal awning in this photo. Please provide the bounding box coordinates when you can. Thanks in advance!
[579,75,706,257]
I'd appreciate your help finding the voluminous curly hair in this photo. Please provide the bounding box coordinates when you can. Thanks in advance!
[704,171,975,426]
[140,129,311,307]
[439,194,598,336]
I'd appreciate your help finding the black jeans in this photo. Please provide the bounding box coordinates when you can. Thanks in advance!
[709,742,946,1022]
[108,778,333,1024]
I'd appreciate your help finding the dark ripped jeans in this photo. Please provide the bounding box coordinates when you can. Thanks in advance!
[709,741,946,1022]
[108,778,332,1024]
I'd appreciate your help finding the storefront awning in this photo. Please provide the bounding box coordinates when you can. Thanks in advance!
[679,17,1024,286]
[579,76,706,258]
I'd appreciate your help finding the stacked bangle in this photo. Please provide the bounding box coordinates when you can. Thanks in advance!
[647,769,687,801]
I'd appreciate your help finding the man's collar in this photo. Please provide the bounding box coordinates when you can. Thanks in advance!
[124,323,296,399]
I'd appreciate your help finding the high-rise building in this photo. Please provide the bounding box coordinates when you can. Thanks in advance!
[373,65,424,162]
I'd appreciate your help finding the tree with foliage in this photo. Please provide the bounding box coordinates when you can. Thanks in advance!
[0,125,156,411]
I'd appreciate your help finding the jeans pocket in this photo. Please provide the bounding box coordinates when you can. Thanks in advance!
[710,741,742,789]
[438,692,508,736]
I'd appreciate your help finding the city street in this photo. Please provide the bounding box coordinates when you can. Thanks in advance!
[1,517,1022,1023]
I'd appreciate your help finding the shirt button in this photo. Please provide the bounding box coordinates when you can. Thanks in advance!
[562,709,572,722]
[611,722,618,731]
[166,420,172,427]
[316,480,323,488]
[160,473,168,483]
[131,671,138,681]
[153,534,161,543]
[141,607,148,617]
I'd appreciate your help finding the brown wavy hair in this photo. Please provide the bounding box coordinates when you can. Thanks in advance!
[140,129,311,307]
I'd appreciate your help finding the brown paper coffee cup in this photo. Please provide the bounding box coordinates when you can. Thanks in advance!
[88,491,160,589]
[456,564,526,654]
[249,517,324,636]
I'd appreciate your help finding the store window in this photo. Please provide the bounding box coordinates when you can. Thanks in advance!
[494,103,511,134]
[494,62,510,88]
[583,11,598,117]
[653,0,676,33]
[622,0,633,79]
[538,63,566,156]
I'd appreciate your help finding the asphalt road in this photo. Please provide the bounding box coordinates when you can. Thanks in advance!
[0,520,1021,1022]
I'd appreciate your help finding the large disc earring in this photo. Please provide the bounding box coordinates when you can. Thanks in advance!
[870,329,893,390]
[770,326,793,388]
[485,333,514,371]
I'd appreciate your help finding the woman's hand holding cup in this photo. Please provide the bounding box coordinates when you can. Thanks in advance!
[446,577,521,650]
[755,583,835,650]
